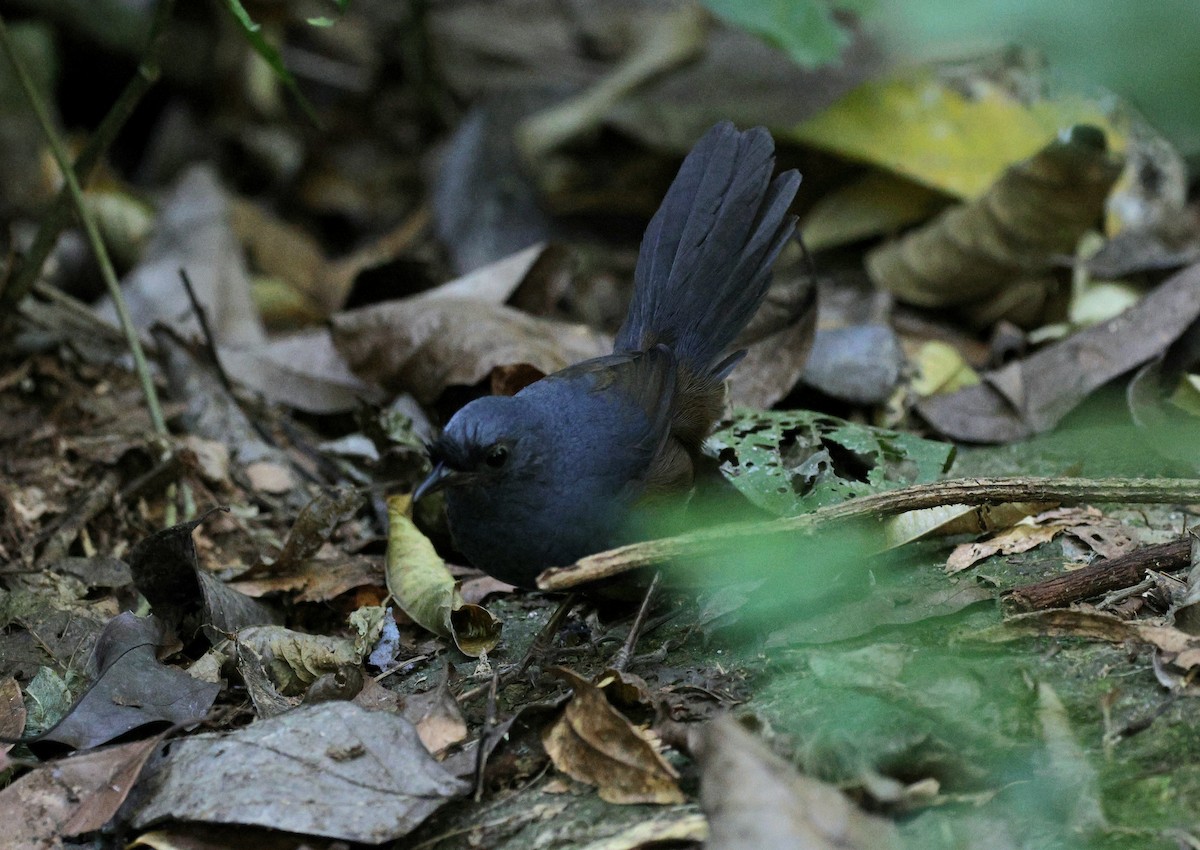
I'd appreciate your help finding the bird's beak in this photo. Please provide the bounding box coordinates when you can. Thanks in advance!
[414,461,454,502]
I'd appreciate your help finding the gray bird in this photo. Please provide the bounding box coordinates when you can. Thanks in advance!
[415,122,801,588]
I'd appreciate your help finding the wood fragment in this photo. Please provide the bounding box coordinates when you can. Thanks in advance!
[538,477,1200,590]
[1001,538,1192,612]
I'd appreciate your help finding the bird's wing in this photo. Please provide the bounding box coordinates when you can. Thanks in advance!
[542,344,678,462]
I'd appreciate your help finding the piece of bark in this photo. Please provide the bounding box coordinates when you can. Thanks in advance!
[1001,538,1192,612]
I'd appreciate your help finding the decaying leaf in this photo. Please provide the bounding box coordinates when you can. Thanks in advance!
[126,512,281,639]
[709,408,955,516]
[332,244,608,403]
[125,702,470,843]
[231,624,367,696]
[946,506,1137,573]
[0,735,165,844]
[692,715,900,849]
[385,495,501,657]
[542,668,683,805]
[36,613,219,750]
[867,126,1122,329]
[919,261,1200,442]
[334,296,609,404]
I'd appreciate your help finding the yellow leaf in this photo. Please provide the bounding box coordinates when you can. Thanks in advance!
[385,494,501,657]
[791,62,1125,200]
[910,341,980,397]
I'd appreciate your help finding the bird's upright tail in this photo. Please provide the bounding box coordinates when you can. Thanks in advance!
[614,122,801,377]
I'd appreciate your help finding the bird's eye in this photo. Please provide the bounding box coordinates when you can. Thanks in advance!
[485,445,509,468]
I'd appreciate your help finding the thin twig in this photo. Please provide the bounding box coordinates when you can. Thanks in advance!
[178,266,235,396]
[1,0,175,313]
[538,476,1200,590]
[0,14,169,445]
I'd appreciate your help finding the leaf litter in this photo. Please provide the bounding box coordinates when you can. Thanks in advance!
[3,3,1200,848]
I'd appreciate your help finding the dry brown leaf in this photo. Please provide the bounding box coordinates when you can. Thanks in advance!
[333,297,609,404]
[918,261,1200,442]
[692,715,900,849]
[403,683,469,756]
[0,735,165,841]
[947,523,1066,573]
[0,676,25,749]
[867,126,1122,330]
[946,506,1137,573]
[542,668,683,805]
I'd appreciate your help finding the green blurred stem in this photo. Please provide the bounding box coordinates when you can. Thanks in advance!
[0,14,168,446]
[0,0,175,314]
[540,476,1200,589]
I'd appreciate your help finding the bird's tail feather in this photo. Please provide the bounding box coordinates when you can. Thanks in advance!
[614,122,801,376]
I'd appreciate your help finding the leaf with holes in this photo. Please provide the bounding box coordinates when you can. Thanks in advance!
[708,408,955,516]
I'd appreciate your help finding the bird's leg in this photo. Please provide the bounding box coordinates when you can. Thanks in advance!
[607,571,660,672]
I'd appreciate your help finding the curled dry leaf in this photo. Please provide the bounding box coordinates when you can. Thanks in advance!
[126,512,281,640]
[918,260,1200,443]
[232,625,364,696]
[334,297,609,404]
[867,126,1122,330]
[692,715,900,850]
[385,495,501,657]
[542,668,684,805]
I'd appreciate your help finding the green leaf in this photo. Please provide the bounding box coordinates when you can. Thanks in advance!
[707,408,955,516]
[219,0,321,126]
[701,0,870,68]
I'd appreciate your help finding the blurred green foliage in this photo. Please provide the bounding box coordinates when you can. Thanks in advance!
[702,0,875,68]
[869,0,1200,156]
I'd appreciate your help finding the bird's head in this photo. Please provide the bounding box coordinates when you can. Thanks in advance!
[413,395,540,503]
